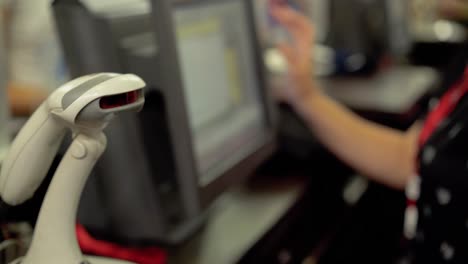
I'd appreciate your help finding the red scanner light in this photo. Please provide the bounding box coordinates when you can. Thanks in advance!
[100,90,141,109]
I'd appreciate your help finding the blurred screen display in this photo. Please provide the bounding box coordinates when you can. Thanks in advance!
[174,0,268,186]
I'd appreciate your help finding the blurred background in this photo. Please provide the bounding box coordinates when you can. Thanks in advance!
[0,0,467,263]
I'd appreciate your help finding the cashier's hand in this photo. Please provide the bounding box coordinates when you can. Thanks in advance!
[270,3,319,106]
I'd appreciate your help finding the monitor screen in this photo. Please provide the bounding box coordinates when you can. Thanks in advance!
[173,1,268,186]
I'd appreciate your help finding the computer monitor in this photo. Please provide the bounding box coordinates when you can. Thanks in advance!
[174,1,271,188]
[53,0,277,244]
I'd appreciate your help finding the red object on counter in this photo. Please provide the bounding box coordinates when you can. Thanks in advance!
[76,224,167,264]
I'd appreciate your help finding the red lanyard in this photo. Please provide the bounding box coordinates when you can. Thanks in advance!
[419,67,468,147]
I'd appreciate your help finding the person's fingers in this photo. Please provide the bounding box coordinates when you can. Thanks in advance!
[270,7,302,41]
[270,4,314,52]
[270,3,311,34]
[277,43,296,65]
[270,2,300,25]
[296,24,314,54]
[278,33,312,68]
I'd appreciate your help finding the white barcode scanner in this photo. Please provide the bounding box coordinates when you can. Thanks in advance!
[0,73,145,264]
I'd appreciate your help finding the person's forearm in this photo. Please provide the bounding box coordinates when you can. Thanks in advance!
[294,91,419,190]
[8,83,48,116]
